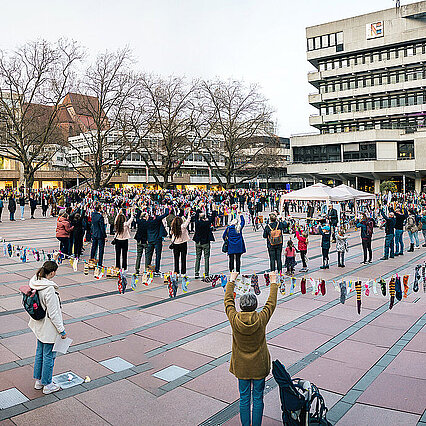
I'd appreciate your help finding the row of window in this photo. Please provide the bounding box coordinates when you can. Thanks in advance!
[307,32,343,51]
[293,141,414,163]
[319,117,425,134]
[319,66,426,94]
[319,91,425,115]
[315,42,426,71]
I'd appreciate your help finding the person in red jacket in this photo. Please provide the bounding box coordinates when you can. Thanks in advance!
[295,227,309,272]
[55,212,74,255]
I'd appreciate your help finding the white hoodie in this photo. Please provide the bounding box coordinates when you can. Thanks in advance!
[28,276,65,343]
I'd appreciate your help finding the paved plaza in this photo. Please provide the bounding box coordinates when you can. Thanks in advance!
[0,210,425,425]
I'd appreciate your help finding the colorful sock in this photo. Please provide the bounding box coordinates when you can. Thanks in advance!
[389,277,395,309]
[121,272,128,293]
[94,266,100,279]
[84,262,89,275]
[164,274,169,285]
[311,278,317,295]
[320,279,326,296]
[168,275,173,298]
[131,274,137,290]
[300,278,306,294]
[212,274,221,287]
[423,265,426,292]
[339,281,347,304]
[403,275,409,298]
[364,281,370,296]
[395,275,402,301]
[355,281,362,314]
[413,265,420,292]
[221,274,227,291]
[332,280,339,292]
[141,271,148,285]
[146,271,153,286]
[117,272,123,294]
[372,279,378,295]
[289,277,296,295]
[73,257,79,272]
[264,273,270,286]
[182,275,189,293]
[279,275,286,295]
[251,274,260,295]
[172,274,178,297]
[379,278,386,296]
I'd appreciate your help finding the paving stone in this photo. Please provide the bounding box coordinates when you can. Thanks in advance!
[99,356,134,372]
[0,388,28,409]
[153,365,190,382]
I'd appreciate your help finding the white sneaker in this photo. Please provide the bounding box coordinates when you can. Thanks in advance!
[43,383,61,394]
[34,379,43,390]
[21,218,25,221]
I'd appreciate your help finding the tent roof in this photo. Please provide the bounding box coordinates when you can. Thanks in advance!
[281,183,351,202]
[334,184,376,200]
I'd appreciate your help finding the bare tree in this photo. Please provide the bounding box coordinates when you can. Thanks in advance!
[0,39,82,190]
[66,48,140,189]
[131,75,202,189]
[200,79,274,189]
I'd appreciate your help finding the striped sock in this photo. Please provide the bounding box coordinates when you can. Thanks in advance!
[389,277,395,309]
[355,281,362,314]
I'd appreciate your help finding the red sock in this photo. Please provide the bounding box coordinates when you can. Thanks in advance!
[320,279,326,296]
[301,278,306,294]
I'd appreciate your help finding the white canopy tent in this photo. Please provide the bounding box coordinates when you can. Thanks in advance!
[334,184,376,200]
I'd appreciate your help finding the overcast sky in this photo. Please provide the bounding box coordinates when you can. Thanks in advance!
[1,0,405,136]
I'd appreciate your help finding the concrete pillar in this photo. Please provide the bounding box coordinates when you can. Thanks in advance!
[374,179,380,194]
[415,177,421,194]
[355,176,358,190]
[403,175,406,194]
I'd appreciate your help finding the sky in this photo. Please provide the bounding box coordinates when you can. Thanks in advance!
[1,0,405,136]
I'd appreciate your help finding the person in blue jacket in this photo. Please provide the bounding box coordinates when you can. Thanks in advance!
[223,213,246,272]
[319,224,331,269]
[90,204,107,266]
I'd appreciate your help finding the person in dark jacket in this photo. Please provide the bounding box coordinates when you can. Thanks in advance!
[327,206,338,242]
[134,211,148,274]
[29,194,37,219]
[356,213,373,264]
[193,210,216,278]
[145,208,169,275]
[380,209,396,260]
[90,205,107,266]
[19,194,26,220]
[223,214,246,273]
[263,213,284,272]
[319,224,331,269]
[70,209,85,257]
[8,195,16,221]
[394,207,407,256]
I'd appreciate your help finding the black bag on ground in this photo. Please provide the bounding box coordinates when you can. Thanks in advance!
[272,360,331,426]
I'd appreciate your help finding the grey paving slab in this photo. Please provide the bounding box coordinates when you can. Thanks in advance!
[0,388,28,409]
[100,356,134,372]
[153,365,190,382]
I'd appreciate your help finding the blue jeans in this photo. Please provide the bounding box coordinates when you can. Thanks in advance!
[408,230,419,247]
[394,229,404,254]
[33,340,56,385]
[145,240,163,273]
[238,378,265,426]
[384,234,394,258]
[90,237,105,266]
[20,205,25,219]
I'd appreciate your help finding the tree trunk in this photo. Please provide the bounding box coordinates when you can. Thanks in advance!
[23,165,35,192]
[93,170,102,190]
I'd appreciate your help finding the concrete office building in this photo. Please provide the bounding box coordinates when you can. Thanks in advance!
[288,1,426,193]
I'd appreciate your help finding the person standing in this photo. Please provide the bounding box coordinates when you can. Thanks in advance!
[319,224,331,269]
[263,213,284,272]
[295,227,309,272]
[145,207,169,275]
[406,209,420,252]
[19,193,26,220]
[327,205,338,242]
[0,195,3,222]
[225,271,278,426]
[55,212,74,255]
[90,204,107,266]
[224,213,246,273]
[134,211,148,275]
[380,209,396,260]
[336,227,348,267]
[29,193,37,219]
[27,260,67,394]
[114,211,133,271]
[70,211,84,258]
[421,208,426,247]
[356,213,373,264]
[8,194,16,221]
[394,207,407,256]
[193,210,216,279]
[170,209,191,275]
[41,194,48,217]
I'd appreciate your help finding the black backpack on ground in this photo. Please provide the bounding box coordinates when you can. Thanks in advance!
[272,360,332,426]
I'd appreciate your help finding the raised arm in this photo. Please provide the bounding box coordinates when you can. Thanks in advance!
[259,273,279,325]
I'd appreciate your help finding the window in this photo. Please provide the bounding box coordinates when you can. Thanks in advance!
[341,80,349,90]
[417,93,424,105]
[329,33,336,46]
[314,36,321,49]
[374,75,381,86]
[319,63,326,71]
[382,98,389,108]
[322,35,329,48]
[374,99,381,109]
[293,144,342,163]
[336,32,343,44]
[406,47,414,57]
[390,74,397,84]
[382,74,389,85]
[343,142,376,161]
[407,95,415,106]
[308,38,314,51]
[398,141,414,159]
[399,95,406,106]
[365,100,373,110]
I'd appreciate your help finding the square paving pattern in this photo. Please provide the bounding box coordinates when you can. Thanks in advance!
[0,210,424,424]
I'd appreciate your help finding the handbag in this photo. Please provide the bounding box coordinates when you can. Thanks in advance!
[111,234,117,245]
[222,227,229,253]
[169,236,176,250]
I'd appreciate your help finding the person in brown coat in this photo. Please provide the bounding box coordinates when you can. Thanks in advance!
[224,271,278,426]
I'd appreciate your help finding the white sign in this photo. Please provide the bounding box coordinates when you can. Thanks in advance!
[366,21,384,39]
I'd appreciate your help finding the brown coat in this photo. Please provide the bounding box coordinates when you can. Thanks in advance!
[224,281,279,380]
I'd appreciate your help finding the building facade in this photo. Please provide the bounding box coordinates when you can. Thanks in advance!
[288,1,426,193]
